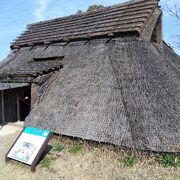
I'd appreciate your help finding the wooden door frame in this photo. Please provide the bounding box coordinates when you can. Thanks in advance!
[1,90,5,124]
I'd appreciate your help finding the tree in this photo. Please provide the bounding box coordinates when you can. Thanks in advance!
[164,1,180,20]
[86,4,104,12]
[163,1,180,47]
[77,4,104,14]
[77,10,83,14]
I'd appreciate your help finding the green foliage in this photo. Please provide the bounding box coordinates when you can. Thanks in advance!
[122,156,137,167]
[77,10,83,14]
[52,144,65,152]
[86,4,104,12]
[94,143,103,149]
[156,154,180,168]
[68,143,82,154]
[40,156,57,168]
[77,4,104,14]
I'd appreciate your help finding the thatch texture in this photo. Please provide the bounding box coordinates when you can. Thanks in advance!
[0,46,63,80]
[11,0,158,49]
[24,38,180,152]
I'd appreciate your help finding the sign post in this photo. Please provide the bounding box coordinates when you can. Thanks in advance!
[6,127,52,172]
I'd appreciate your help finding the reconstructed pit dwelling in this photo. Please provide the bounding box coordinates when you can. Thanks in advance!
[0,0,180,152]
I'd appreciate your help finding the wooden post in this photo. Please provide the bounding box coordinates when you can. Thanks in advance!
[1,91,5,124]
[17,95,20,121]
[31,83,38,109]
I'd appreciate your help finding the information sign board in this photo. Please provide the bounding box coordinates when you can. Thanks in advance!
[6,127,52,171]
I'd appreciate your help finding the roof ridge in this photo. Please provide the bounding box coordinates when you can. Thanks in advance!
[11,0,159,49]
[28,0,157,27]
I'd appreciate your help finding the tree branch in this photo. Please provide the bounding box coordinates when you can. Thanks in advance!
[163,1,180,21]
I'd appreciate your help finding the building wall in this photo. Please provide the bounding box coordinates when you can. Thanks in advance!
[0,93,2,122]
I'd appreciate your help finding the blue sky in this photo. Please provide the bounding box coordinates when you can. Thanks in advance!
[0,0,179,61]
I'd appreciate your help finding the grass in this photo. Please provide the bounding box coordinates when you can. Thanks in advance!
[156,153,180,168]
[68,143,82,154]
[43,135,180,170]
[40,155,57,168]
[2,134,180,179]
[122,155,137,167]
[52,144,65,152]
[94,142,103,149]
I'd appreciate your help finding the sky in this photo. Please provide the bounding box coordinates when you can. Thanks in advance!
[0,0,179,61]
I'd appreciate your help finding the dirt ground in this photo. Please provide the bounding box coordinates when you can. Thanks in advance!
[0,127,180,180]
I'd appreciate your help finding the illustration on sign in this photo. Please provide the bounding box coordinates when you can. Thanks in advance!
[11,142,37,163]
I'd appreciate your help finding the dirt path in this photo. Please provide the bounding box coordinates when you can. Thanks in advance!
[0,128,180,180]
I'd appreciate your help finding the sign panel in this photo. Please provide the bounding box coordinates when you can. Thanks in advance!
[7,127,51,165]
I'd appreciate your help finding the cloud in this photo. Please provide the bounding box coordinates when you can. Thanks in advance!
[33,0,51,21]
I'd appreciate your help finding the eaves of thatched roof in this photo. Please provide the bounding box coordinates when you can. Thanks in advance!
[0,82,29,90]
[0,46,63,82]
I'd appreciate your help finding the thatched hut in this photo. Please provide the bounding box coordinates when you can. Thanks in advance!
[0,0,180,152]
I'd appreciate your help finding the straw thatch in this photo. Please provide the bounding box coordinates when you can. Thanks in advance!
[23,39,180,152]
[0,0,180,152]
[11,0,158,49]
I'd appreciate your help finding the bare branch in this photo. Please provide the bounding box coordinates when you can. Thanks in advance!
[163,0,180,20]
[172,34,180,48]
[163,1,180,49]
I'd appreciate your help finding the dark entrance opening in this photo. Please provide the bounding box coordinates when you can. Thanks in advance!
[19,86,31,121]
[0,84,31,124]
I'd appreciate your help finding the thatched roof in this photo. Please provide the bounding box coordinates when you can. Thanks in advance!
[0,46,63,82]
[0,0,180,152]
[0,0,161,80]
[23,39,180,152]
[11,0,159,49]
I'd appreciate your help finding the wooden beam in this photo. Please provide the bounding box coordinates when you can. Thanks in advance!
[1,91,5,124]
[140,8,162,46]
[17,95,20,121]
